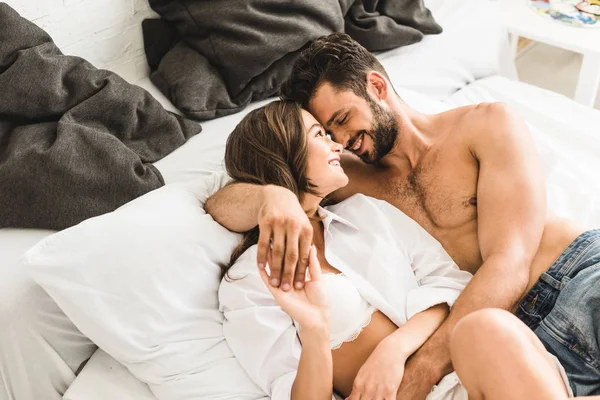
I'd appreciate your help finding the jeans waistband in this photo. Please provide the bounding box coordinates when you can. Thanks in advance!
[516,229,600,331]
[538,229,600,289]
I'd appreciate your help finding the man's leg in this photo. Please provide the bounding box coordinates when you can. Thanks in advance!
[450,308,569,400]
[0,231,97,400]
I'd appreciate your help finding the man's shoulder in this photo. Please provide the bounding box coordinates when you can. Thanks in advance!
[455,102,533,165]
[454,102,525,143]
[460,102,518,128]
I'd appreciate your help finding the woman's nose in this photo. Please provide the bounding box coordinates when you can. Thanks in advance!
[330,139,343,153]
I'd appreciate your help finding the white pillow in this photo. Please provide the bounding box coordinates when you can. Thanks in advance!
[379,0,514,100]
[63,350,158,400]
[23,173,267,400]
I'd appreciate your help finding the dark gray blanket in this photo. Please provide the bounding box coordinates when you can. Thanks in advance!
[143,0,442,120]
[0,4,201,230]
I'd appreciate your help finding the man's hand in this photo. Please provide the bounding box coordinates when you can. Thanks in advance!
[347,335,407,400]
[257,185,313,291]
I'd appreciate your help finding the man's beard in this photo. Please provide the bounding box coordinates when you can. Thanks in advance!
[359,99,399,164]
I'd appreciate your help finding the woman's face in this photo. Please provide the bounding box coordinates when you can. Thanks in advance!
[302,109,349,196]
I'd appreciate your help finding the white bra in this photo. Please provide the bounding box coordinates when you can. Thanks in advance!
[322,273,376,350]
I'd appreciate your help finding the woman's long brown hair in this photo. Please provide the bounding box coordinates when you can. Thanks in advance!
[222,100,317,278]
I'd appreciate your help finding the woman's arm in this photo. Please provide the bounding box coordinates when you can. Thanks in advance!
[346,197,470,399]
[220,246,334,400]
[292,326,333,400]
[384,303,449,361]
[259,246,333,400]
[346,304,448,399]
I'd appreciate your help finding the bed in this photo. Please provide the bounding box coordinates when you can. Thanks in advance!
[2,0,600,399]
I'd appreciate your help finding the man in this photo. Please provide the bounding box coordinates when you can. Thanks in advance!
[206,33,584,398]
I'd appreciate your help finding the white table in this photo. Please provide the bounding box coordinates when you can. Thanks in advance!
[499,0,600,107]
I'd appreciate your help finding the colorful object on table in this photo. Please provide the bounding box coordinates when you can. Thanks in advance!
[528,0,600,27]
[576,0,600,16]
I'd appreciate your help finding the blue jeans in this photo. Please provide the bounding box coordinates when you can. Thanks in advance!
[516,229,600,396]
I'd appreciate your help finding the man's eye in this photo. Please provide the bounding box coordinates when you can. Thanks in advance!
[326,133,332,140]
[339,115,348,125]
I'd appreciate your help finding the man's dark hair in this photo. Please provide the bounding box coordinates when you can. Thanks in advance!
[280,32,391,109]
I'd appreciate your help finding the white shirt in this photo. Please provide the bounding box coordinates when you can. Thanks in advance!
[218,194,473,400]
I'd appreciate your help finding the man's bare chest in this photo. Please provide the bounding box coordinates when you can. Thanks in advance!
[373,153,479,233]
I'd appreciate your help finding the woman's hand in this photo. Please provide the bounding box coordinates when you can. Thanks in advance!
[259,245,329,331]
[346,335,407,400]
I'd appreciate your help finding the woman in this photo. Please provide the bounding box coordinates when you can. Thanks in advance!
[218,101,574,400]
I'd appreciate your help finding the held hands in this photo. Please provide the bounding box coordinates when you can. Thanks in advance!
[256,185,313,291]
[346,335,407,400]
[258,245,329,331]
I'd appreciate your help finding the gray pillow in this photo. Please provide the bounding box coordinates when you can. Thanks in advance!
[143,0,442,120]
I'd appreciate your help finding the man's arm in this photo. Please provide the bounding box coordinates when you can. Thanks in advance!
[397,102,546,398]
[205,182,269,233]
[206,183,314,290]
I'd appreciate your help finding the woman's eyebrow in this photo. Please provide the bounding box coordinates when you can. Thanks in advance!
[309,123,323,132]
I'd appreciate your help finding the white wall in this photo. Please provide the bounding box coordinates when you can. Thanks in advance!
[5,0,158,83]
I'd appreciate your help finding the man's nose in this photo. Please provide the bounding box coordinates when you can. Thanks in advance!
[331,131,348,149]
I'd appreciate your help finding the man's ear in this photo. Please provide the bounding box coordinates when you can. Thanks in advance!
[366,71,389,101]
